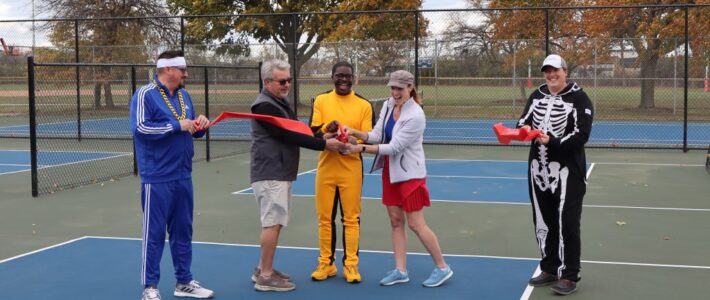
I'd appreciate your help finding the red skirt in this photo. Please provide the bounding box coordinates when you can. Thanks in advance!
[382,156,431,212]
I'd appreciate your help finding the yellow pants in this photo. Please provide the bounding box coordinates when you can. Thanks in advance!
[315,169,362,267]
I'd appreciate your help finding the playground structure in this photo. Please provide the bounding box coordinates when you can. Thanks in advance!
[0,38,26,56]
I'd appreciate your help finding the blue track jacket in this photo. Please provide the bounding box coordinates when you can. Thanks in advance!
[130,78,205,183]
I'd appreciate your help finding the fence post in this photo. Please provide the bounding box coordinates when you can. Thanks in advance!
[75,19,82,141]
[291,14,299,115]
[414,10,420,87]
[131,66,137,176]
[204,67,210,162]
[28,56,38,197]
[180,17,185,53]
[673,38,677,118]
[683,5,688,153]
[511,40,518,118]
[544,8,549,56]
[258,61,263,92]
[593,39,598,108]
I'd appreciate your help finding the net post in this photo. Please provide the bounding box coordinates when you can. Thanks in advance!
[28,56,38,197]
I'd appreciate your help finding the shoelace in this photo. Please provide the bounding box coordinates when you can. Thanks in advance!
[189,280,202,288]
[144,288,159,299]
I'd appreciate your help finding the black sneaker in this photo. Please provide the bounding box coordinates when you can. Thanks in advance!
[528,272,557,287]
[551,279,578,295]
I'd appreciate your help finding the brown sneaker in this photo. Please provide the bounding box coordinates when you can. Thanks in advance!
[251,267,291,283]
[254,274,295,292]
[528,271,557,287]
[551,279,577,295]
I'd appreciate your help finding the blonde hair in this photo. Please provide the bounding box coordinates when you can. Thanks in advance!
[410,85,422,105]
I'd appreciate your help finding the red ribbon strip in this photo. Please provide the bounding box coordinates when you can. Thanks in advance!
[205,112,314,137]
[492,123,542,144]
[336,124,349,143]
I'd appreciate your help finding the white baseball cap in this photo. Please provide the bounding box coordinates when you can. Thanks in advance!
[540,54,567,72]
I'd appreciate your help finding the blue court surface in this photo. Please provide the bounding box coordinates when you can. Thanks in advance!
[2,118,709,146]
[0,150,131,176]
[236,159,576,204]
[0,237,538,300]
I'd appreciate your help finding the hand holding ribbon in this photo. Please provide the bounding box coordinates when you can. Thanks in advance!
[492,123,542,144]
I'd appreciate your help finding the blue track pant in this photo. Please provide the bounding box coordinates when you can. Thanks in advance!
[140,178,194,287]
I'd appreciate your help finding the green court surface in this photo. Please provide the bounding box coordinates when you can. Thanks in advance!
[0,144,708,299]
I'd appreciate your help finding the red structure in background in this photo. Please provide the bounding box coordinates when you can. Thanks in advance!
[0,38,24,56]
[705,65,709,92]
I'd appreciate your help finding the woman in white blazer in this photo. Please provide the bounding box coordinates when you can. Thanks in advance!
[344,70,453,288]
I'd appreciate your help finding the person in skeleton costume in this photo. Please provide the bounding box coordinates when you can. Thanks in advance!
[518,54,593,296]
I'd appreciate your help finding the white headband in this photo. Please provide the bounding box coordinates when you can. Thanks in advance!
[156,57,187,68]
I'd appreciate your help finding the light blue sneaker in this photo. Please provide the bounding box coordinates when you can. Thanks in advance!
[422,265,453,287]
[379,269,409,286]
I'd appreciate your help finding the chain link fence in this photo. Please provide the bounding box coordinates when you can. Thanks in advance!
[1,4,709,195]
[25,59,259,196]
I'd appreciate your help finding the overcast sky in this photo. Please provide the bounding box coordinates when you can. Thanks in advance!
[0,0,469,47]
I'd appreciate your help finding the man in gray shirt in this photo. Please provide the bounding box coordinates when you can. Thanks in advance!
[249,59,344,292]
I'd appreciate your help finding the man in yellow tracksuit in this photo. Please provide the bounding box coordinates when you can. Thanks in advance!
[309,61,373,283]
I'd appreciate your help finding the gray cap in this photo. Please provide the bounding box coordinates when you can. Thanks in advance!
[540,54,567,71]
[387,70,414,88]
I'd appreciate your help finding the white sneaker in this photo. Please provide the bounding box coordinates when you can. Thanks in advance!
[141,287,161,300]
[174,280,214,299]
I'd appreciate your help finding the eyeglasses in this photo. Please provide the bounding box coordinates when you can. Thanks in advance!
[333,73,353,79]
[270,78,292,86]
[171,66,187,72]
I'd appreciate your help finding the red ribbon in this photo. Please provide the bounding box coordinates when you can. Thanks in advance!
[336,124,349,143]
[493,123,542,144]
[206,112,314,137]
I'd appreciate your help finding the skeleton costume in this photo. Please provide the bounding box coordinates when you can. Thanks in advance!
[517,81,593,282]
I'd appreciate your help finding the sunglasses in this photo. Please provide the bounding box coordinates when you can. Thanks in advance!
[270,78,292,86]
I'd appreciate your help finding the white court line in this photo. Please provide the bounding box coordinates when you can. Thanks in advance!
[0,236,89,264]
[586,162,595,180]
[231,168,317,194]
[0,149,130,155]
[0,117,126,130]
[0,169,32,176]
[0,163,31,167]
[520,266,541,300]
[5,235,706,271]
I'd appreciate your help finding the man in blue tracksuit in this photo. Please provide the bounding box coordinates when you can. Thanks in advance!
[130,50,213,300]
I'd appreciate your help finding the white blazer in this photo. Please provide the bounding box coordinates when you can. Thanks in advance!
[366,97,427,183]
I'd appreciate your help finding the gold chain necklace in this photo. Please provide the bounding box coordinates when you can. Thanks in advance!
[154,81,186,120]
